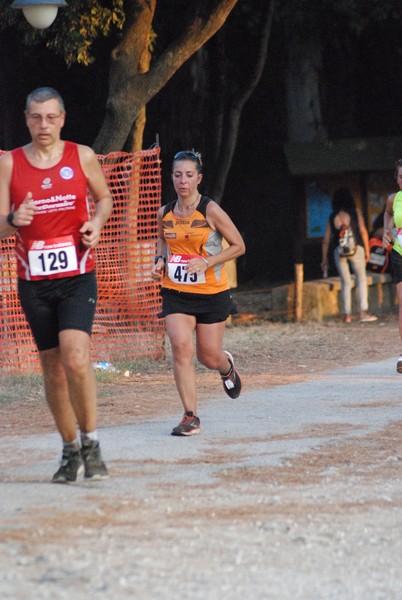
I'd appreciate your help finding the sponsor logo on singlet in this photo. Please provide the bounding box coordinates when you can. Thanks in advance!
[41,177,52,190]
[60,166,74,180]
[31,240,46,250]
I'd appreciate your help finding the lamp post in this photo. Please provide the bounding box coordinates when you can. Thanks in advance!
[11,0,67,29]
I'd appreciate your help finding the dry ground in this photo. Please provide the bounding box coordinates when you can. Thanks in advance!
[0,289,400,436]
[2,290,402,599]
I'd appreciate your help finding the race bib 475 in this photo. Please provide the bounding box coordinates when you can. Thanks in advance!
[167,254,205,285]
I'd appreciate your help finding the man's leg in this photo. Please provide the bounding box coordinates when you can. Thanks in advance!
[41,329,108,482]
[39,345,79,442]
[58,328,97,434]
[58,328,108,480]
[39,344,85,483]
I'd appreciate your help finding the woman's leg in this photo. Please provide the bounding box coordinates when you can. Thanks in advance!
[165,313,197,414]
[334,250,353,315]
[195,321,230,373]
[196,321,242,398]
[349,246,369,315]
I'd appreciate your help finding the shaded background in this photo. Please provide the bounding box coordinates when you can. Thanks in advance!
[1,1,402,287]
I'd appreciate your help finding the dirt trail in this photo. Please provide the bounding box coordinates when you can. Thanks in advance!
[1,354,402,599]
[1,293,402,599]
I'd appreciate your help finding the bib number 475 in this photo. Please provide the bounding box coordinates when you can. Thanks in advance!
[167,254,206,284]
[172,265,198,284]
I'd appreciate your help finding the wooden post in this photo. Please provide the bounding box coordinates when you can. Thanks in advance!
[294,263,304,322]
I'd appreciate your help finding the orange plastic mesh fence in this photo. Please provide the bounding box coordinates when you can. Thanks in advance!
[0,146,165,374]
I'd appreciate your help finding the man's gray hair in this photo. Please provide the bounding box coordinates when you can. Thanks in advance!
[25,87,65,112]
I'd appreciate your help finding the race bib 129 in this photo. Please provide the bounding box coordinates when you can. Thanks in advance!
[28,236,78,277]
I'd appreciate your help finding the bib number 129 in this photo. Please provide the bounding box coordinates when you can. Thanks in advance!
[38,250,69,272]
[28,238,78,276]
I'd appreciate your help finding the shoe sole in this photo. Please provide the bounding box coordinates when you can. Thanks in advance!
[52,464,84,484]
[171,429,200,436]
[397,363,402,374]
[224,385,241,399]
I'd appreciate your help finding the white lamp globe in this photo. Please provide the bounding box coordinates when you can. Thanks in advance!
[11,0,67,30]
[22,5,58,28]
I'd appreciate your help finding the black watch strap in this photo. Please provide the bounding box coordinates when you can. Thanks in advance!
[6,212,18,228]
[154,255,165,264]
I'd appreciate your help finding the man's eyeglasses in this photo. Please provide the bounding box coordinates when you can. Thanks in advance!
[27,113,63,124]
[174,150,202,166]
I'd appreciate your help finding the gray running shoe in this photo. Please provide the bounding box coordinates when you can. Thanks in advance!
[221,350,242,399]
[52,448,84,484]
[171,412,201,436]
[81,440,109,480]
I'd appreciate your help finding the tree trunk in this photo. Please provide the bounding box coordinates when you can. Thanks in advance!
[130,105,147,153]
[208,0,276,203]
[286,34,327,142]
[93,0,238,153]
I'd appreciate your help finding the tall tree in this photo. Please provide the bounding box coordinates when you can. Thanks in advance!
[147,0,275,203]
[93,0,238,153]
[0,0,238,152]
[204,0,275,201]
[277,0,402,142]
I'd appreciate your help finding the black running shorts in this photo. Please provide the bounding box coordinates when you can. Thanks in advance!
[391,249,402,285]
[18,271,98,351]
[158,288,234,324]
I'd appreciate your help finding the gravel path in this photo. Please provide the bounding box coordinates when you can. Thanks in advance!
[1,358,402,599]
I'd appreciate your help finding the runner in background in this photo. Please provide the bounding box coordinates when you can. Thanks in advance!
[383,158,402,373]
[151,150,245,436]
[0,87,113,483]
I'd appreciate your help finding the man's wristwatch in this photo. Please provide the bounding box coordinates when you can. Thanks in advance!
[154,255,165,264]
[6,212,18,228]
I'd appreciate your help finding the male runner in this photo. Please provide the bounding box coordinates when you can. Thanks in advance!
[0,87,113,483]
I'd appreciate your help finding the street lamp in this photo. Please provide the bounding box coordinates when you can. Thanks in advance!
[11,0,67,29]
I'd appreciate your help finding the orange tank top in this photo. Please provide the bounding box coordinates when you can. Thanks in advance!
[161,196,229,295]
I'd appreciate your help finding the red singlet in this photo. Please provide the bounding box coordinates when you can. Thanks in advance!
[10,141,93,281]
